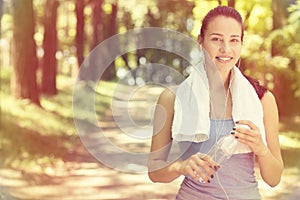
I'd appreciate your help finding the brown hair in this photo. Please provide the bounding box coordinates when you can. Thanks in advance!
[200,6,244,41]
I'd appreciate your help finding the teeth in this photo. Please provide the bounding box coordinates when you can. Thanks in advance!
[217,57,231,61]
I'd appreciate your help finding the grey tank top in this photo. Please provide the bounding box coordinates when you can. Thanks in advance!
[176,119,261,200]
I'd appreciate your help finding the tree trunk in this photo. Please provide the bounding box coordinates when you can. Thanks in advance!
[0,0,3,120]
[41,0,58,95]
[101,3,117,81]
[90,0,103,51]
[11,0,40,105]
[271,0,288,56]
[0,0,3,30]
[75,0,85,68]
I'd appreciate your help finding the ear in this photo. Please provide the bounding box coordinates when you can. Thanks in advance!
[197,34,202,44]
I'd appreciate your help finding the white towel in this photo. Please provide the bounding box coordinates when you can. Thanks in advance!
[172,53,266,154]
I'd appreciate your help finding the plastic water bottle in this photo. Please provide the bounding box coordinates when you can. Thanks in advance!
[216,124,251,159]
[208,134,238,163]
[198,134,238,183]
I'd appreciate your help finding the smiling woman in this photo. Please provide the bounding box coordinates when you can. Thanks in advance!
[148,6,284,200]
[198,7,243,77]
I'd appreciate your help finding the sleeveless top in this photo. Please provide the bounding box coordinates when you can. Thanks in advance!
[176,119,261,200]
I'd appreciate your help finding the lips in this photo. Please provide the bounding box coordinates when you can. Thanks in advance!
[216,56,233,62]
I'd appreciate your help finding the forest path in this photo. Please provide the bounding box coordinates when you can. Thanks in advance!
[1,85,299,200]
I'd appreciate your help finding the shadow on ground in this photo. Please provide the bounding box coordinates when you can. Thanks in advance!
[1,85,299,200]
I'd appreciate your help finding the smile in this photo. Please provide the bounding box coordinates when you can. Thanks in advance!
[216,56,233,62]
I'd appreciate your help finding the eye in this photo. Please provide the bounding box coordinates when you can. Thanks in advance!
[212,37,222,42]
[231,38,240,43]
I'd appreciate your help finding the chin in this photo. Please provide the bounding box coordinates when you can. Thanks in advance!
[216,63,235,71]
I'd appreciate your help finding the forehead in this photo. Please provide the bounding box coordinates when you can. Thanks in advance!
[206,16,242,36]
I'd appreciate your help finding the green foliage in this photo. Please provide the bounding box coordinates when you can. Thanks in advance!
[239,0,300,115]
[268,1,300,105]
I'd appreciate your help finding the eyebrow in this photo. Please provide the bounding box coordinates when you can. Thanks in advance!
[209,33,241,38]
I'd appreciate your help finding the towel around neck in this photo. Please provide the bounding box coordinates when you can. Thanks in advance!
[171,52,266,154]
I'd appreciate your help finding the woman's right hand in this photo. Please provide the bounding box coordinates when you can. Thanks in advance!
[176,152,220,183]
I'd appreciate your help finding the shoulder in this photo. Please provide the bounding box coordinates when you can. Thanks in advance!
[157,87,176,105]
[156,88,176,114]
[261,91,278,109]
[261,91,279,123]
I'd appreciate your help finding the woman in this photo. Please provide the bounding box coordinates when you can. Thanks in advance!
[148,6,283,200]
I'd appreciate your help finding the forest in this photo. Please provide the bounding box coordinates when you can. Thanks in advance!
[0,0,300,199]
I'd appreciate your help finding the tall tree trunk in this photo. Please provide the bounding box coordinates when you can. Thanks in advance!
[90,0,103,50]
[41,0,58,95]
[271,0,288,56]
[11,0,40,105]
[101,3,117,81]
[0,0,3,32]
[0,0,3,120]
[75,0,85,68]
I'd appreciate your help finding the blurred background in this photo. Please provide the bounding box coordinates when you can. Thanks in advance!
[0,0,299,199]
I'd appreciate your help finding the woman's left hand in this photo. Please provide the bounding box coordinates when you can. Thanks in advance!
[232,120,269,157]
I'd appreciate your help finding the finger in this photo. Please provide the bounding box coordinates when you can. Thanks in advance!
[235,133,261,145]
[236,120,259,130]
[185,164,199,181]
[196,154,220,178]
[191,154,215,180]
[193,167,210,183]
[235,137,251,146]
[187,160,209,182]
[200,154,221,170]
[234,125,251,134]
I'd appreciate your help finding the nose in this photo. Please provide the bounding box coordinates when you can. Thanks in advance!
[219,41,231,53]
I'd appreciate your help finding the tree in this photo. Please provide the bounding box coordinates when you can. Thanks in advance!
[270,0,299,116]
[0,0,3,32]
[90,0,104,50]
[41,0,59,95]
[75,0,85,68]
[11,0,40,105]
[0,0,3,120]
[271,0,290,56]
[101,2,117,80]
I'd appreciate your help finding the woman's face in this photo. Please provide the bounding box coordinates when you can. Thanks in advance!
[200,16,242,72]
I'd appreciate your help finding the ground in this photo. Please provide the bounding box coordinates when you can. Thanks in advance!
[1,85,299,200]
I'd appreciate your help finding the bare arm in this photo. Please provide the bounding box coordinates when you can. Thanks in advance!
[148,88,182,183]
[148,88,218,183]
[257,91,284,187]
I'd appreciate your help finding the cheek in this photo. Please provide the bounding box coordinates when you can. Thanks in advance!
[235,47,242,56]
[202,43,217,56]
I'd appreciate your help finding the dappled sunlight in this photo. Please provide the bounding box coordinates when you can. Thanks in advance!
[0,169,27,187]
[3,71,298,199]
[1,0,300,199]
[257,167,300,200]
[279,134,300,149]
[0,163,182,200]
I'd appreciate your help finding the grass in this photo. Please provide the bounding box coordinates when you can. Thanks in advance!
[0,67,115,171]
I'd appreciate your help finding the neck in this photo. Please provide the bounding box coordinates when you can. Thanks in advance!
[219,69,232,91]
[206,65,232,92]
[207,68,233,119]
